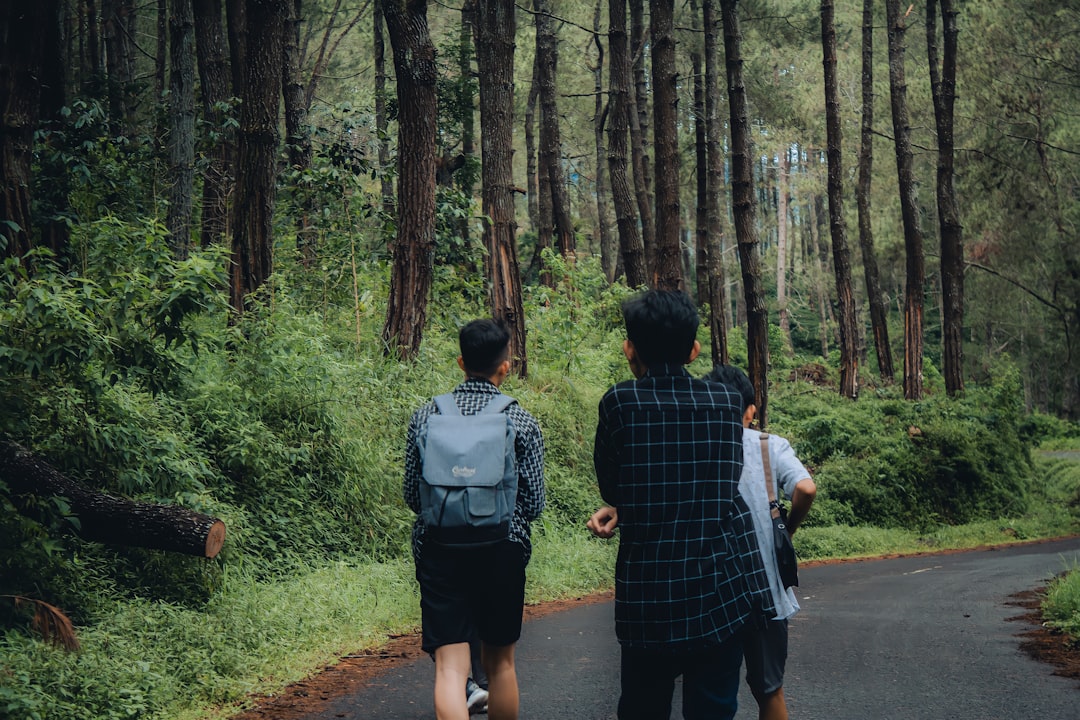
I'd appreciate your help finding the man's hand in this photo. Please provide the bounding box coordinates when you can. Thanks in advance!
[587,506,619,538]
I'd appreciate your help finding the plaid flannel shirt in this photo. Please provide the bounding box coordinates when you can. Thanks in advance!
[594,364,773,649]
[404,377,546,562]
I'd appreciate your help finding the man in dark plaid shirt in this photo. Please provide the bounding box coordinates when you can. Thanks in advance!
[588,290,773,720]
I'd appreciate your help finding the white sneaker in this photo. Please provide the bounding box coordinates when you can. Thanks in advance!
[466,679,489,715]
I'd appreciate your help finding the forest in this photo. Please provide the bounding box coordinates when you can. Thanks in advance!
[1,0,1079,718]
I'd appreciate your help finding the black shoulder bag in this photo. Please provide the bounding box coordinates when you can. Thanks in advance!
[761,433,799,588]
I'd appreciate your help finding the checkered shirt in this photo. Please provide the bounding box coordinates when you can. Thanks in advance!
[594,364,774,649]
[404,377,546,562]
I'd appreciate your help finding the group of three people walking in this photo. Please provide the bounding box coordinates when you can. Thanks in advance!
[404,289,815,719]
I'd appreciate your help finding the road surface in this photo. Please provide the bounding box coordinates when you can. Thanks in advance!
[295,537,1080,719]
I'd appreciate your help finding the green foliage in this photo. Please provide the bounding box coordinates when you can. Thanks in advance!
[1043,564,1080,641]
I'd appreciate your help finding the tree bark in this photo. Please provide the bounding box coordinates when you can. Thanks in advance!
[374,0,394,219]
[102,0,137,136]
[691,0,708,304]
[777,149,791,347]
[821,0,859,399]
[886,0,925,400]
[229,0,285,315]
[1,442,226,558]
[857,0,894,382]
[607,0,648,288]
[167,0,197,258]
[0,0,55,263]
[282,0,315,266]
[703,0,729,365]
[524,57,540,236]
[456,2,476,251]
[193,0,233,248]
[535,0,575,261]
[928,0,964,395]
[721,0,769,426]
[475,0,528,376]
[592,0,616,283]
[650,0,681,291]
[628,0,655,279]
[381,0,438,360]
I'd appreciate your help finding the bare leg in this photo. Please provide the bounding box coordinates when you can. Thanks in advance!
[753,687,789,720]
[482,642,519,720]
[434,642,472,720]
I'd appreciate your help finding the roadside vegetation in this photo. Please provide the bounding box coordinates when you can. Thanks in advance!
[2,228,1079,719]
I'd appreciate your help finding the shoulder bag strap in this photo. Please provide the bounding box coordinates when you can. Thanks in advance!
[760,433,781,520]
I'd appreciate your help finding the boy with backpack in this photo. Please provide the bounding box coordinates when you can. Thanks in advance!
[403,319,546,720]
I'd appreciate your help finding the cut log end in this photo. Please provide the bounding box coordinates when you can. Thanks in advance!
[204,520,226,558]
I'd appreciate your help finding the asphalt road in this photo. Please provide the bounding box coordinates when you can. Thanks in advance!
[300,537,1080,719]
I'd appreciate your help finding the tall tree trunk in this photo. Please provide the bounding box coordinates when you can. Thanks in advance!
[777,149,791,347]
[592,0,616,283]
[102,0,136,136]
[691,0,708,304]
[193,0,233,248]
[703,0,728,364]
[535,0,575,260]
[156,0,167,106]
[381,0,438,360]
[456,2,476,251]
[928,0,964,395]
[628,0,655,279]
[474,0,527,376]
[167,0,196,258]
[282,0,315,266]
[374,0,394,219]
[1,0,59,263]
[821,0,859,399]
[524,58,540,235]
[39,0,70,258]
[225,0,247,94]
[886,0,925,400]
[857,0,894,382]
[229,0,285,315]
[721,0,769,426]
[809,194,830,359]
[650,0,681,290]
[607,0,648,288]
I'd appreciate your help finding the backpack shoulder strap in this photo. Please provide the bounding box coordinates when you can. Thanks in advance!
[481,393,516,415]
[433,393,461,416]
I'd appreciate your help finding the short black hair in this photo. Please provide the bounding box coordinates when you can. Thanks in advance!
[704,364,755,413]
[621,290,700,368]
[459,319,510,376]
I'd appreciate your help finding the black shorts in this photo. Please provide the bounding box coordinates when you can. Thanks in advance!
[416,539,527,655]
[742,617,788,695]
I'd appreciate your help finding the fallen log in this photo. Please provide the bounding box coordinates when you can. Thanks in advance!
[0,440,225,558]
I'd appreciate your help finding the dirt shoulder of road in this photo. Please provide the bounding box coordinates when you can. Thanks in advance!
[225,536,1080,720]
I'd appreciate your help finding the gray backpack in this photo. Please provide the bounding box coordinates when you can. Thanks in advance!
[418,393,518,546]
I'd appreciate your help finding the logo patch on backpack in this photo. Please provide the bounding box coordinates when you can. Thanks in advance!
[418,393,518,546]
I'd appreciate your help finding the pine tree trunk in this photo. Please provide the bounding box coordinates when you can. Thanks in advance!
[928,0,964,395]
[721,0,769,427]
[607,0,648,288]
[282,0,315,266]
[691,0,708,305]
[886,0,926,400]
[650,0,682,291]
[592,0,616,283]
[628,0,655,279]
[475,0,528,376]
[194,0,234,249]
[524,59,540,236]
[777,150,791,347]
[821,0,859,399]
[704,0,729,364]
[0,0,56,263]
[374,1,394,219]
[856,0,894,382]
[381,0,439,360]
[167,0,196,259]
[229,0,285,315]
[457,3,476,251]
[535,0,575,261]
[102,0,137,136]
